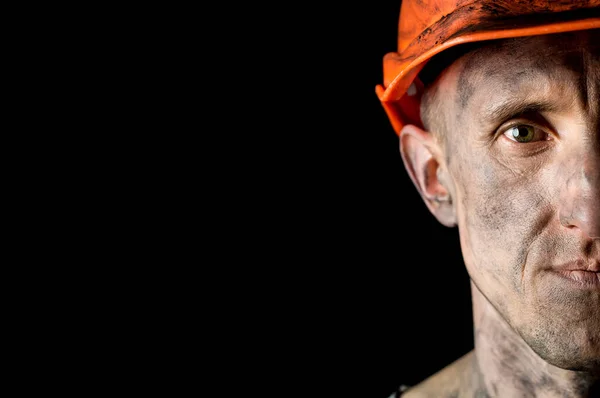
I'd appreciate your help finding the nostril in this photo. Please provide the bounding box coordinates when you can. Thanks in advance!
[559,154,600,239]
[560,209,600,239]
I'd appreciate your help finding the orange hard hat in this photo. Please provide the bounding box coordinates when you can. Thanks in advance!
[376,0,600,135]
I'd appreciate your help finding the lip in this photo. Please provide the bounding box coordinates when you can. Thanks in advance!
[552,270,600,289]
[553,260,600,272]
[549,260,600,289]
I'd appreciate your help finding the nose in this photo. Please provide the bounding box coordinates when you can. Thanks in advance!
[559,146,600,239]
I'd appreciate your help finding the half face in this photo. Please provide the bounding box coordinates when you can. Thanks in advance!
[435,30,600,371]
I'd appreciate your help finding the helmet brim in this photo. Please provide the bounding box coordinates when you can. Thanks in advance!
[378,12,600,103]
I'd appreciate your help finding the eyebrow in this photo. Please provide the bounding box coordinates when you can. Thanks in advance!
[481,99,560,125]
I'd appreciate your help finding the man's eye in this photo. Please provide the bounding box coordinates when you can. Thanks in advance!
[503,125,547,143]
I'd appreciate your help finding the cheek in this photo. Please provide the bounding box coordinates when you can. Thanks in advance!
[451,151,551,293]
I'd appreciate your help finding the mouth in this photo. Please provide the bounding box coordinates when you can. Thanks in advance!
[553,270,600,289]
[549,260,600,289]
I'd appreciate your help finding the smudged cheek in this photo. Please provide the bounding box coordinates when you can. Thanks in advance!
[453,158,546,296]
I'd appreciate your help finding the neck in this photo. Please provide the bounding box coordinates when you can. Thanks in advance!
[470,281,600,397]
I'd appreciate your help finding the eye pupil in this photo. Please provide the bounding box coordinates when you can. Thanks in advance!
[514,127,529,137]
[511,126,534,142]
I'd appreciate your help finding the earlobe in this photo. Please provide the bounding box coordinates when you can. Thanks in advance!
[399,125,457,227]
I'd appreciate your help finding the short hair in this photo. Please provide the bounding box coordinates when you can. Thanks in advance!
[419,42,485,140]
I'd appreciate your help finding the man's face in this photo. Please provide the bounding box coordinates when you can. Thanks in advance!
[436,30,600,371]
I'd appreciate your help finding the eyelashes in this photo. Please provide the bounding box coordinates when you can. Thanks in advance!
[502,124,550,143]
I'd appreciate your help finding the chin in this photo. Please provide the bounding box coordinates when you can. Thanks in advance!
[522,330,600,372]
[539,353,600,373]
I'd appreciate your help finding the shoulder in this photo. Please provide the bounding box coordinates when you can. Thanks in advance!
[400,350,475,398]
[387,384,411,398]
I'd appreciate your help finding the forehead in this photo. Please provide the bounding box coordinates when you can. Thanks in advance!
[452,30,600,119]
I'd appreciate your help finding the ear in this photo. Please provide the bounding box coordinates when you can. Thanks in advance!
[399,124,456,227]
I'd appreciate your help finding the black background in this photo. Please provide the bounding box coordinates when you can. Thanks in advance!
[287,2,477,397]
[240,2,478,396]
